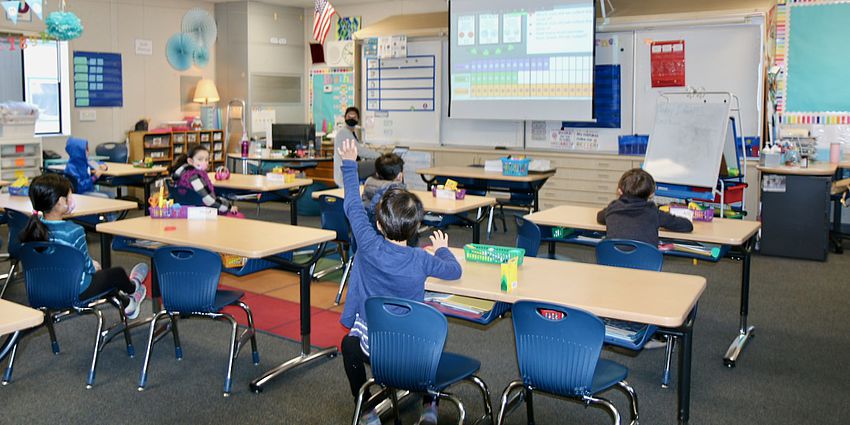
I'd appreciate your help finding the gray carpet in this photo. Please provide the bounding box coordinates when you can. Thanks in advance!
[1,201,849,424]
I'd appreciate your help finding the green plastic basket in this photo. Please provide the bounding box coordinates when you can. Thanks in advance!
[463,244,525,265]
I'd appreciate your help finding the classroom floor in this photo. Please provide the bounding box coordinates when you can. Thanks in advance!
[2,201,850,424]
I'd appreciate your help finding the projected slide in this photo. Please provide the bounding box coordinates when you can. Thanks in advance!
[450,0,596,121]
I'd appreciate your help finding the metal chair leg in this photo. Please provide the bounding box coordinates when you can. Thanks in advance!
[436,392,466,425]
[525,386,535,425]
[238,301,260,364]
[335,254,354,305]
[617,380,640,425]
[1,338,19,385]
[44,310,60,354]
[496,380,524,425]
[586,395,622,425]
[662,336,676,388]
[0,260,17,299]
[498,205,507,233]
[487,204,495,240]
[138,311,169,391]
[108,296,135,358]
[84,308,104,389]
[352,378,378,425]
[170,314,182,360]
[468,375,494,424]
[222,314,239,397]
[389,387,401,425]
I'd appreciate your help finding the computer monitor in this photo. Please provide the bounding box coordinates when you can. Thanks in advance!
[271,124,315,151]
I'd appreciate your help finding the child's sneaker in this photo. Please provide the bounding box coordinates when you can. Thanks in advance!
[359,410,381,425]
[124,283,147,320]
[129,263,149,288]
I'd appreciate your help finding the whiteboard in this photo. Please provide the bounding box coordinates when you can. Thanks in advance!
[643,100,731,188]
[361,39,442,146]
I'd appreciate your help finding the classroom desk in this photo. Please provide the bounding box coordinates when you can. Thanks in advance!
[95,216,337,393]
[227,153,332,175]
[312,187,496,243]
[42,155,108,167]
[0,300,43,364]
[209,172,313,225]
[426,248,706,424]
[49,162,168,215]
[757,163,834,260]
[416,166,556,212]
[524,205,761,369]
[0,193,137,269]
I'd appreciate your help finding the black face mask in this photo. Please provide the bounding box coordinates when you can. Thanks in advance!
[345,118,358,127]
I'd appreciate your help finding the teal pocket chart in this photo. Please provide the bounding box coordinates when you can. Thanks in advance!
[73,51,123,107]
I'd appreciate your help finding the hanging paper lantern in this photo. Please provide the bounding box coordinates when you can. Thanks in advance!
[45,11,84,41]
[193,46,209,68]
[166,33,197,71]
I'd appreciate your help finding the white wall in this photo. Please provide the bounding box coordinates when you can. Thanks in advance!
[0,0,216,155]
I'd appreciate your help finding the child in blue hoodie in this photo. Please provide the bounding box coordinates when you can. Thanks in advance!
[64,137,111,198]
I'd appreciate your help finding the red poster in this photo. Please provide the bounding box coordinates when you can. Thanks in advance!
[651,40,686,88]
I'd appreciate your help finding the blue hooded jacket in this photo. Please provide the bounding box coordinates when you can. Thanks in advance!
[65,137,95,193]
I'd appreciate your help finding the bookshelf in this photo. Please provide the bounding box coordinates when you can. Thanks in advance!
[129,130,225,168]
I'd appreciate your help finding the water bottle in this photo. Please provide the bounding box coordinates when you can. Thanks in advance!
[241,138,249,158]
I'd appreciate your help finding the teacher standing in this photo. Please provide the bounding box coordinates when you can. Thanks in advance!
[334,106,380,187]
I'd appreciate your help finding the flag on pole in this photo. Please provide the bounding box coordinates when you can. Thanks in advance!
[312,0,336,44]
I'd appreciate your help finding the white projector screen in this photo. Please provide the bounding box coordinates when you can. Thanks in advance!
[449,0,596,121]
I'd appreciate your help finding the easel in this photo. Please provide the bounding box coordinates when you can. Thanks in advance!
[649,90,748,217]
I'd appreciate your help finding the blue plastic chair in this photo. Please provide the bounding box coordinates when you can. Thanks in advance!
[139,246,259,397]
[354,297,493,425]
[95,142,129,163]
[596,238,677,388]
[496,301,638,425]
[516,216,543,257]
[0,210,28,298]
[315,195,355,305]
[3,242,135,388]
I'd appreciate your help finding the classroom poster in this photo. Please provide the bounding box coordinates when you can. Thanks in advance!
[73,51,123,107]
[310,68,354,134]
[650,40,685,88]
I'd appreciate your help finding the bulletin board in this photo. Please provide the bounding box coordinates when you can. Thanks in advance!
[776,0,850,124]
[310,68,355,134]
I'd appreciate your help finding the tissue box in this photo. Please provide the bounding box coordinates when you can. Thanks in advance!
[187,207,218,220]
[763,152,782,168]
[669,206,695,221]
[500,257,519,293]
[484,160,502,172]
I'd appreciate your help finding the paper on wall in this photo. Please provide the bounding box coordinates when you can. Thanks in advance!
[378,35,407,59]
[548,125,599,151]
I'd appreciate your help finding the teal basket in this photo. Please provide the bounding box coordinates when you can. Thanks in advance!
[501,157,530,176]
[463,244,525,265]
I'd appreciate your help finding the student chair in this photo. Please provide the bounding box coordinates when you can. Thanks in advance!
[314,195,355,305]
[596,238,676,388]
[3,242,135,388]
[139,246,259,397]
[496,301,639,425]
[0,210,30,299]
[354,297,493,425]
[95,142,129,163]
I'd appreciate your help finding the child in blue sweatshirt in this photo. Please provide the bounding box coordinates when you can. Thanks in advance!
[64,137,111,197]
[19,174,149,319]
[338,140,462,425]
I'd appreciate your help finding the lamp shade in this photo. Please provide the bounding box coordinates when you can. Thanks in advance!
[193,79,220,104]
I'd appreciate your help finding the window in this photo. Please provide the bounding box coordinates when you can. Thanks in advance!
[23,40,70,135]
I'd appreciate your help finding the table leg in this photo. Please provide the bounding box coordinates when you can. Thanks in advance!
[143,178,153,216]
[250,243,336,392]
[290,197,299,226]
[724,237,756,367]
[100,233,112,270]
[831,195,844,254]
[677,310,696,424]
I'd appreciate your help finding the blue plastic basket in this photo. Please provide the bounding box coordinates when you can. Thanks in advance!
[501,157,530,176]
[618,135,649,156]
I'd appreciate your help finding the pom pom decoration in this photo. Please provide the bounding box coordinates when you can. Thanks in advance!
[165,33,197,71]
[45,10,84,41]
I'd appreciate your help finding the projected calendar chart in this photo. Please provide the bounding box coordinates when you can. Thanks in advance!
[450,0,596,121]
[365,56,436,112]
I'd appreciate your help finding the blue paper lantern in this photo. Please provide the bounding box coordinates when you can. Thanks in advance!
[45,10,84,41]
[166,33,197,71]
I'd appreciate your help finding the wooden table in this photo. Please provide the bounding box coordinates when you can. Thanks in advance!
[416,166,556,212]
[427,248,706,424]
[0,300,43,364]
[210,172,313,225]
[312,187,496,243]
[756,162,837,176]
[525,204,761,370]
[0,193,137,268]
[96,216,337,393]
[227,153,332,175]
[49,162,168,215]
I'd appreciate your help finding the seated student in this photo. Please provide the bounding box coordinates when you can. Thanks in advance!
[64,137,111,198]
[597,168,694,246]
[20,174,148,319]
[169,144,241,216]
[362,152,405,216]
[337,140,463,425]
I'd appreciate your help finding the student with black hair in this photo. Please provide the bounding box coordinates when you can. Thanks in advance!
[19,174,149,319]
[169,144,241,216]
[362,152,405,214]
[333,106,380,187]
[337,140,462,425]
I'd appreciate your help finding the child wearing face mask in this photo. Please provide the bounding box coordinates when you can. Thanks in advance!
[169,144,241,216]
[19,174,149,319]
[333,106,380,187]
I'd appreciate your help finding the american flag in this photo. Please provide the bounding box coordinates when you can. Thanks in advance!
[312,0,336,44]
